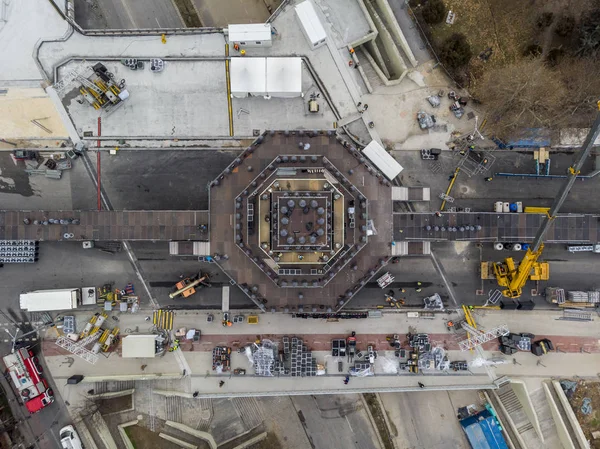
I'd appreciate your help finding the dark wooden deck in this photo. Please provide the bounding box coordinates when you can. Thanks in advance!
[0,210,208,241]
[209,132,393,309]
[393,212,600,243]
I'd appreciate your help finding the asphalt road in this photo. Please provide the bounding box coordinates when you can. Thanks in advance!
[348,242,600,309]
[92,150,240,210]
[130,242,256,309]
[74,0,183,29]
[0,324,71,449]
[379,390,478,449]
[291,394,380,449]
[398,150,600,214]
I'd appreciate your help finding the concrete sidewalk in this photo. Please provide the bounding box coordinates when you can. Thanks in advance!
[41,307,600,399]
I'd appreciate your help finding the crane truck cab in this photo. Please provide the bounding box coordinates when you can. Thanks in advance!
[59,425,83,449]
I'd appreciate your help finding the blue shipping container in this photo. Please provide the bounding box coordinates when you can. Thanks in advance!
[460,409,509,449]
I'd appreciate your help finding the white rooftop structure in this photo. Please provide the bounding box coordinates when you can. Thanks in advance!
[266,58,303,98]
[231,57,303,99]
[230,57,267,98]
[0,0,68,82]
[362,141,404,180]
[122,335,157,358]
[228,24,272,47]
[295,1,327,49]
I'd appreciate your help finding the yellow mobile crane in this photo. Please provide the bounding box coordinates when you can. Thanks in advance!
[491,107,600,298]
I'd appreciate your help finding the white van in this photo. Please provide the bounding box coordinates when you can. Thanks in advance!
[59,425,83,449]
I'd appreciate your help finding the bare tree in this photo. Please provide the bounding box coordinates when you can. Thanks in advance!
[555,58,600,125]
[473,58,566,138]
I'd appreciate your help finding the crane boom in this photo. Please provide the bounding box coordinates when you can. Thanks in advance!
[531,111,600,252]
[495,107,600,298]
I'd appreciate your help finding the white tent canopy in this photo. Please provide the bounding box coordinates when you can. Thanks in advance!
[266,57,303,98]
[362,140,404,180]
[230,57,267,98]
[122,335,157,358]
[230,57,303,99]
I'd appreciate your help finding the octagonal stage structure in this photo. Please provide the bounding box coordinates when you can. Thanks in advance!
[209,131,393,311]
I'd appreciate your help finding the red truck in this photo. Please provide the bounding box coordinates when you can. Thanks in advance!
[3,348,54,414]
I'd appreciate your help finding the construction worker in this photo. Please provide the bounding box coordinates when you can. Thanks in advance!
[459,150,466,156]
[348,60,354,67]
[233,43,240,51]
[240,49,246,56]
[417,281,422,286]
[349,47,355,54]
[485,177,493,182]
[416,288,422,293]
[418,382,425,389]
[400,288,406,293]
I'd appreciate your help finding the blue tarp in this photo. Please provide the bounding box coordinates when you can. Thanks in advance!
[460,410,509,449]
[493,128,552,149]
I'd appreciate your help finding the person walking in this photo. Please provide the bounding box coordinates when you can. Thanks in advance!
[485,177,493,182]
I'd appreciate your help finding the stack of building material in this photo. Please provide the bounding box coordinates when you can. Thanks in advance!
[290,337,316,377]
[0,240,39,264]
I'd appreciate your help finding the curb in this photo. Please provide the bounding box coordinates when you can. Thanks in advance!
[360,393,385,449]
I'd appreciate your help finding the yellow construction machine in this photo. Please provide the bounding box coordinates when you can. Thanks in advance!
[169,273,210,299]
[487,107,600,299]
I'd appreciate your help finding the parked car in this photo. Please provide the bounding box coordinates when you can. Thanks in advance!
[59,425,83,449]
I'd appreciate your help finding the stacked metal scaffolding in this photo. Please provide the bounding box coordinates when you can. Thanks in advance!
[0,240,38,264]
[55,333,100,364]
[290,337,316,377]
[251,341,276,376]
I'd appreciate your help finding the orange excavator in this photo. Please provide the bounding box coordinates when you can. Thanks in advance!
[169,273,210,299]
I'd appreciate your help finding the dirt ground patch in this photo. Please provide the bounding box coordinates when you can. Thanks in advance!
[363,393,394,449]
[97,394,133,415]
[565,380,600,448]
[428,0,536,69]
[126,425,181,449]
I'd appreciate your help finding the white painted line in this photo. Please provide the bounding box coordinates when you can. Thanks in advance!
[156,17,161,28]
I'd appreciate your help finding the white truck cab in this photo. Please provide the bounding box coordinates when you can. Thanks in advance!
[59,425,83,449]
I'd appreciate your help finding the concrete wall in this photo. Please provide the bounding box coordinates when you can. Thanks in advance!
[364,40,390,78]
[372,0,417,67]
[542,382,576,449]
[510,380,544,442]
[552,381,589,449]
[363,0,407,81]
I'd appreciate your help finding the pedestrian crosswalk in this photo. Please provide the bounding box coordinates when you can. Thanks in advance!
[153,310,174,330]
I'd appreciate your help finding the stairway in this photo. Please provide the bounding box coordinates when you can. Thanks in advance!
[497,384,534,434]
[231,397,265,431]
[360,55,385,92]
[165,396,184,423]
[197,398,214,431]
[94,380,135,395]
